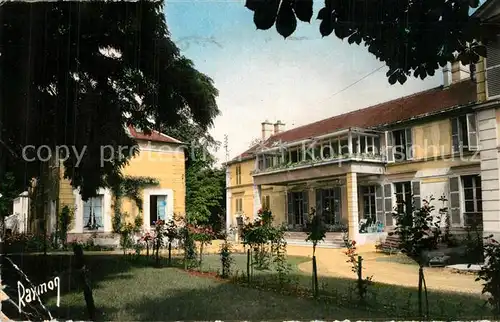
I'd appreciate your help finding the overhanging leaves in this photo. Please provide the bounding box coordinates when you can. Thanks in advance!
[245,0,491,84]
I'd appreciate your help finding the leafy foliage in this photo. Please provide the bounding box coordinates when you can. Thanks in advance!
[392,197,441,265]
[0,1,219,200]
[476,236,500,316]
[342,235,373,302]
[189,223,216,269]
[0,172,18,218]
[161,111,226,233]
[111,175,159,233]
[244,0,493,84]
[219,233,234,278]
[241,209,289,272]
[392,196,444,319]
[58,205,75,247]
[305,207,326,257]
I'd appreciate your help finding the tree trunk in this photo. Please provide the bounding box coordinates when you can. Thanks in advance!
[199,242,203,271]
[312,256,319,298]
[418,265,423,320]
[168,241,172,266]
[73,244,96,320]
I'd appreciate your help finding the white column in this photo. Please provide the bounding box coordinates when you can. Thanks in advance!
[72,189,84,233]
[346,172,359,242]
[253,184,262,219]
[101,188,113,233]
[225,166,233,238]
[478,108,500,240]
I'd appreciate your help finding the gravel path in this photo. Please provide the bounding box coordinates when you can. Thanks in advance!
[286,245,483,295]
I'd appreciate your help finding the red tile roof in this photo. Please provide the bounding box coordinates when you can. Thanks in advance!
[231,80,477,162]
[127,125,183,144]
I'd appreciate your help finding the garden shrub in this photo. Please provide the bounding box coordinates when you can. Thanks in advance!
[463,222,484,264]
[119,223,135,255]
[190,223,215,270]
[241,209,290,281]
[219,232,234,278]
[392,196,443,320]
[58,205,74,248]
[476,236,500,317]
[305,207,326,297]
[342,235,373,302]
[165,219,178,265]
[153,219,166,265]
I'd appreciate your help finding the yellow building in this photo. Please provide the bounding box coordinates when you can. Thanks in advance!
[226,31,500,245]
[32,125,186,243]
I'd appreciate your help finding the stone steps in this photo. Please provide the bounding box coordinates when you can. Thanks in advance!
[285,239,344,248]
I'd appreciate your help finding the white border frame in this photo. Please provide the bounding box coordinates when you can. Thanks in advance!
[71,188,112,233]
[143,188,174,230]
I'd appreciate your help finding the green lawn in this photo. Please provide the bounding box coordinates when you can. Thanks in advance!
[2,252,491,321]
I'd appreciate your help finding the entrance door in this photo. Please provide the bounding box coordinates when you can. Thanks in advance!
[316,187,342,225]
[286,191,309,229]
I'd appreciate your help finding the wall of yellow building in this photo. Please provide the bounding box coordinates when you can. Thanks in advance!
[413,118,452,160]
[227,158,257,225]
[228,159,255,187]
[476,57,487,103]
[262,185,286,225]
[120,145,186,224]
[57,143,186,229]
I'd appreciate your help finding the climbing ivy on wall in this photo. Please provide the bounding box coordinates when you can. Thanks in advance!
[111,176,159,233]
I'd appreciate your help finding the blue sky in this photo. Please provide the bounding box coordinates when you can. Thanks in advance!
[165,1,485,164]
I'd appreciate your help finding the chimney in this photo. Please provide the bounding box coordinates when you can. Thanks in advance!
[451,60,470,83]
[443,63,452,87]
[261,120,273,141]
[274,120,285,135]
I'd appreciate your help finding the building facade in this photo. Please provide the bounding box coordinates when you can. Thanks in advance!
[226,6,500,244]
[26,125,186,243]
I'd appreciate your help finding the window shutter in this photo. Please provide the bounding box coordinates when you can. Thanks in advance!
[375,185,384,223]
[302,190,309,225]
[405,128,413,160]
[315,189,323,218]
[486,37,500,98]
[466,113,479,151]
[449,177,461,225]
[286,192,294,225]
[412,181,421,209]
[383,183,393,227]
[451,117,460,154]
[386,131,394,162]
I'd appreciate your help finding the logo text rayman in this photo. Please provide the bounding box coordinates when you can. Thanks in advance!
[17,277,60,312]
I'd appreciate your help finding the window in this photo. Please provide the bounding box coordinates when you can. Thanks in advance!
[451,114,478,153]
[340,139,349,155]
[449,175,482,226]
[257,156,264,170]
[83,195,103,230]
[362,186,376,221]
[262,195,271,210]
[290,149,301,163]
[235,198,243,213]
[394,182,412,213]
[236,165,242,184]
[463,175,482,225]
[150,195,167,225]
[390,128,413,162]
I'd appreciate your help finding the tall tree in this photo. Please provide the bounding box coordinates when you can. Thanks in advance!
[162,115,226,229]
[0,1,220,207]
[245,0,497,84]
